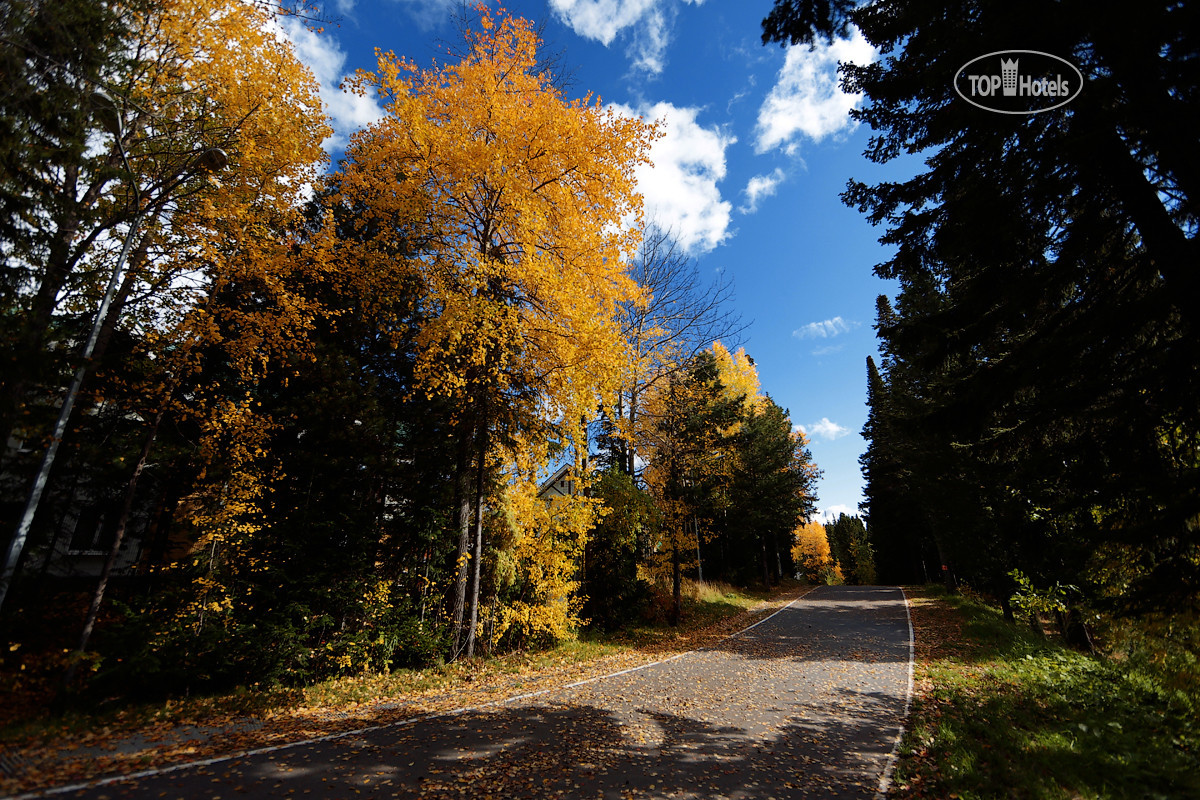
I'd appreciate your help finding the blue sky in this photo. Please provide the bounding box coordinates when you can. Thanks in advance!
[280,0,905,523]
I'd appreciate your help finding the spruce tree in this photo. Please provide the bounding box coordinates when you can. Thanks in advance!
[765,0,1199,613]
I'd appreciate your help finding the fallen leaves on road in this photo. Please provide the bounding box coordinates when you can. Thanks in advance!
[0,587,807,797]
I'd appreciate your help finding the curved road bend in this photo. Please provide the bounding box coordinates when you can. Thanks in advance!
[37,585,913,800]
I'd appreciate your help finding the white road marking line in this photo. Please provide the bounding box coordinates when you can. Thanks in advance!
[875,586,915,799]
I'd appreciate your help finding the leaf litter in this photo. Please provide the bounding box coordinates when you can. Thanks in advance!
[1,588,809,797]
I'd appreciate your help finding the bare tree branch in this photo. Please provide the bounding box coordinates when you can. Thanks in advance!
[601,223,750,476]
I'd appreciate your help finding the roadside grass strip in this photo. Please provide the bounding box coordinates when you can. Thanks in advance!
[892,588,1199,800]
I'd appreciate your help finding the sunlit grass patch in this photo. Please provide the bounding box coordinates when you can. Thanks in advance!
[605,578,789,650]
[893,587,1200,800]
[684,579,741,604]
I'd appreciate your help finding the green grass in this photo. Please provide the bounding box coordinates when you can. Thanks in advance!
[895,588,1200,800]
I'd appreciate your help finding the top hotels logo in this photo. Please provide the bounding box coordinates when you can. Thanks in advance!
[1001,58,1018,95]
[955,50,1083,114]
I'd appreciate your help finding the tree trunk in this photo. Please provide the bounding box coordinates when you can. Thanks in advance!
[0,175,140,456]
[37,475,82,583]
[143,484,180,570]
[465,405,489,659]
[449,422,474,656]
[670,541,682,626]
[1063,607,1096,653]
[761,534,771,588]
[1076,108,1200,329]
[773,532,783,583]
[1000,595,1015,623]
[0,200,83,452]
[934,538,957,593]
[626,386,639,477]
[91,239,152,372]
[61,399,166,694]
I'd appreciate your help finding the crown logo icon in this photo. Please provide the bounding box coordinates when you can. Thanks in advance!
[1001,58,1019,95]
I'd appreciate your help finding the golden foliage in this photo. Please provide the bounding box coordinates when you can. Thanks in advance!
[638,365,722,595]
[118,0,330,618]
[329,7,656,642]
[713,341,763,416]
[109,0,329,330]
[494,471,606,645]
[337,6,654,419]
[792,520,836,584]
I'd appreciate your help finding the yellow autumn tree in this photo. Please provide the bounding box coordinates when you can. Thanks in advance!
[332,6,654,656]
[493,458,601,647]
[707,340,764,503]
[713,341,763,416]
[140,0,328,587]
[0,0,328,449]
[101,0,328,628]
[82,0,329,444]
[39,0,329,667]
[93,0,329,339]
[602,226,745,478]
[792,519,837,584]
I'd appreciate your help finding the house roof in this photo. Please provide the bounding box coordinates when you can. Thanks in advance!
[536,463,573,497]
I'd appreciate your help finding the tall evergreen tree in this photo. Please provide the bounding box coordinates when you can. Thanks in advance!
[0,0,140,451]
[725,399,815,587]
[766,0,1200,613]
[859,354,925,584]
[825,513,876,585]
[642,351,741,622]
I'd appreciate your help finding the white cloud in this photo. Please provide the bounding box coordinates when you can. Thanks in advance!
[815,504,856,523]
[796,417,851,441]
[739,168,785,214]
[549,0,701,75]
[614,101,734,254]
[393,0,456,30]
[278,17,385,153]
[549,0,653,44]
[792,316,857,339]
[754,27,876,154]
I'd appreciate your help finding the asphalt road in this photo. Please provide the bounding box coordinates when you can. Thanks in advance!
[40,585,913,800]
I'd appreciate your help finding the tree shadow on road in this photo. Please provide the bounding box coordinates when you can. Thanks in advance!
[53,586,918,799]
[154,694,904,799]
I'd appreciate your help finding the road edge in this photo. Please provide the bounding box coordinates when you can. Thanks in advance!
[874,586,915,799]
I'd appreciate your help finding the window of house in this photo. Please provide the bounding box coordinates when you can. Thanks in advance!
[68,504,117,553]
